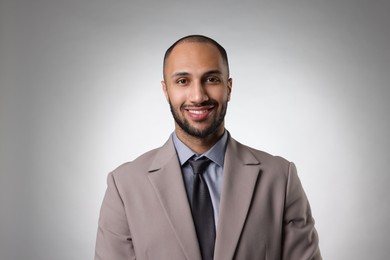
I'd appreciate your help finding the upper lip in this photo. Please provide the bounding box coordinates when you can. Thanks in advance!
[183,104,215,111]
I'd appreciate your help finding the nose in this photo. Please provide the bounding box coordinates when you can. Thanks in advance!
[189,80,208,104]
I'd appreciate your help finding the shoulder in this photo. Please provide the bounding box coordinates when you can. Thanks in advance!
[247,144,289,167]
[110,136,176,180]
[229,136,290,163]
[229,136,291,176]
[112,147,160,175]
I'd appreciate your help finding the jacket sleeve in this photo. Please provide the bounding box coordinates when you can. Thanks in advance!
[95,172,136,260]
[282,162,322,260]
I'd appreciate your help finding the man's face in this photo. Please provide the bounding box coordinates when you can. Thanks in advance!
[162,42,232,139]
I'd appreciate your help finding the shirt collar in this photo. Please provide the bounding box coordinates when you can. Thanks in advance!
[172,130,228,167]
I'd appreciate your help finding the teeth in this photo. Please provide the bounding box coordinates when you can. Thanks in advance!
[189,110,207,114]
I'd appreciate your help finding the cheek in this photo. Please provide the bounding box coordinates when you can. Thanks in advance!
[209,88,229,103]
[167,89,187,107]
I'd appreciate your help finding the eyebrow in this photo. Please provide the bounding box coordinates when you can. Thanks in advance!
[171,70,223,79]
[171,72,190,79]
[204,70,223,75]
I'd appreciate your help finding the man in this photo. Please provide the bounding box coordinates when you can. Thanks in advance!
[95,35,322,260]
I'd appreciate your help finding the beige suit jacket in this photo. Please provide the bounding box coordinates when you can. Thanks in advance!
[95,134,321,260]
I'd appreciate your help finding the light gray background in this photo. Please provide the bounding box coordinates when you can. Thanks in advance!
[1,0,389,259]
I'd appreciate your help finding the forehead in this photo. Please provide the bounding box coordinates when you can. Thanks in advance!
[165,42,226,75]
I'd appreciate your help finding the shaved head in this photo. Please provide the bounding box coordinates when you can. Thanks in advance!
[163,35,229,80]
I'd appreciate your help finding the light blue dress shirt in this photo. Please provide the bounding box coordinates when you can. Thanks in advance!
[172,131,228,226]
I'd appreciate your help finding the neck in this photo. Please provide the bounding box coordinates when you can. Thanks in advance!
[175,126,225,154]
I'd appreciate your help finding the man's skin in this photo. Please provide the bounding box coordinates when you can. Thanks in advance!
[162,41,232,153]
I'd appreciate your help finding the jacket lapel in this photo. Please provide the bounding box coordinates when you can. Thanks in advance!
[214,137,262,260]
[146,137,202,260]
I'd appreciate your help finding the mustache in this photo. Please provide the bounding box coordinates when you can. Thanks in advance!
[182,101,218,109]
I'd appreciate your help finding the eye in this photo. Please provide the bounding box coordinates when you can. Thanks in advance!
[176,78,188,85]
[205,77,221,83]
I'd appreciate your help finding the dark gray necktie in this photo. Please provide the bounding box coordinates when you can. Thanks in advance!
[188,157,216,260]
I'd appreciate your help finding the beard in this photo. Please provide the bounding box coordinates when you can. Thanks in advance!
[169,100,228,138]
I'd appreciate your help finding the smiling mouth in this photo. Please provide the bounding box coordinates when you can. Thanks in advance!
[188,109,209,114]
[184,104,215,120]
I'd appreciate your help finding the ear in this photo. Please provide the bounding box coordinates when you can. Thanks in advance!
[227,78,233,101]
[161,80,169,102]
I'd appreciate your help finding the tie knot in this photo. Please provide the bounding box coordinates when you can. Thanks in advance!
[188,157,211,175]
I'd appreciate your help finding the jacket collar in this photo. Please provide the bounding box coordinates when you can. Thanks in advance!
[147,133,261,260]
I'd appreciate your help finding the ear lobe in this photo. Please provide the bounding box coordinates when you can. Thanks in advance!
[161,80,169,102]
[227,78,233,101]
